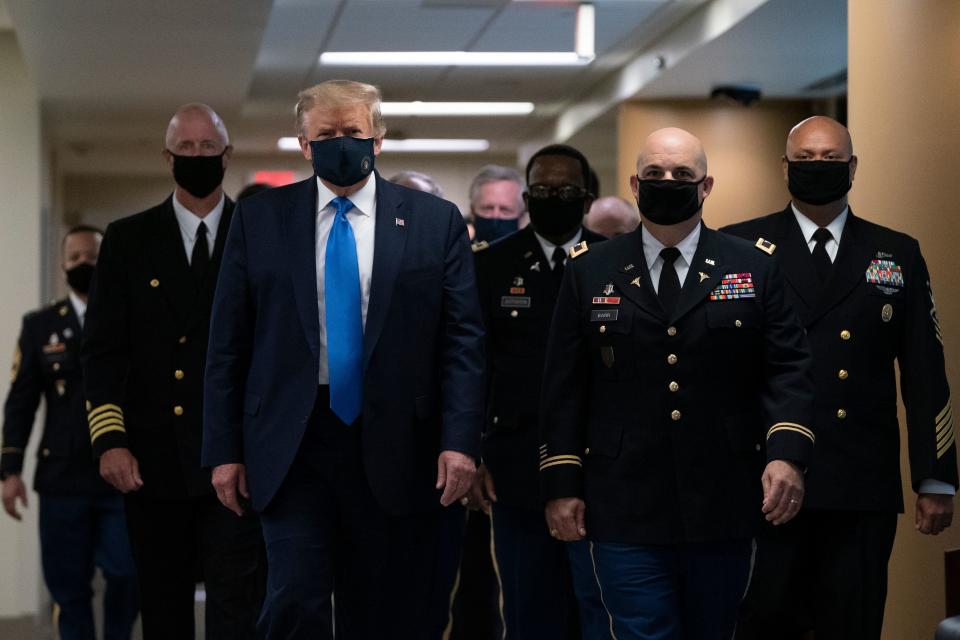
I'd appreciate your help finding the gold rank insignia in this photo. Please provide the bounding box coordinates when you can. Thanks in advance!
[630,277,641,288]
[755,238,776,255]
[698,272,710,283]
[569,241,589,259]
[471,240,490,253]
[58,305,69,317]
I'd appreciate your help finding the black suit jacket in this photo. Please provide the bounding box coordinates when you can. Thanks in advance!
[539,225,815,544]
[203,174,485,514]
[81,196,234,499]
[474,225,606,509]
[2,300,112,494]
[723,206,957,511]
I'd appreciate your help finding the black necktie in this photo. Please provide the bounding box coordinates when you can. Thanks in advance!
[192,221,210,284]
[551,246,566,285]
[658,247,682,316]
[811,227,833,283]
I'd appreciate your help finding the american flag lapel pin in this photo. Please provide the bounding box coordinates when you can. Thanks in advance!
[395,217,405,227]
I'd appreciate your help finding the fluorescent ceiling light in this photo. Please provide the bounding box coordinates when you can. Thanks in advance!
[382,139,490,153]
[380,102,534,116]
[277,137,490,153]
[575,3,595,59]
[319,51,593,67]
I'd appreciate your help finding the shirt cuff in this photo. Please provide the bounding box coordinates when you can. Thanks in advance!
[919,479,957,496]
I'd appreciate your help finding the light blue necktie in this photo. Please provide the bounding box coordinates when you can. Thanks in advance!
[325,197,363,424]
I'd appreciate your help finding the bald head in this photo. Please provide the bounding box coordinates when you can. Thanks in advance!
[585,197,640,238]
[164,103,230,152]
[636,127,708,178]
[785,116,852,160]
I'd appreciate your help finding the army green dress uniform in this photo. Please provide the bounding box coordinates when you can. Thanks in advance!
[724,206,958,640]
[3,298,139,639]
[81,196,265,638]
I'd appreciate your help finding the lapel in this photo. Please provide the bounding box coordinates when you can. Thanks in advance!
[808,211,873,325]
[283,178,321,359]
[146,197,196,326]
[610,228,664,322]
[672,225,729,323]
[362,175,409,370]
[772,206,820,317]
[515,227,553,309]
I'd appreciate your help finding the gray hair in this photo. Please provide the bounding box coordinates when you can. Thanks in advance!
[389,170,444,198]
[468,164,524,207]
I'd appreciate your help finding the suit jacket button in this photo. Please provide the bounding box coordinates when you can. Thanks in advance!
[178,336,187,345]
[669,381,679,393]
[493,416,499,425]
[599,325,606,333]
[41,448,50,457]
[150,278,160,288]
[584,447,590,455]
[174,405,184,417]
[667,326,677,337]
[838,369,849,380]
[837,408,847,420]
[52,362,61,371]
[174,370,185,380]
[670,410,682,421]
[840,330,851,341]
[735,319,742,328]
[667,354,678,365]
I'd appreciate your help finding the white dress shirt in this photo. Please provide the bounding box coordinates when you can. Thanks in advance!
[791,203,848,263]
[315,176,378,384]
[172,192,225,264]
[68,291,87,328]
[642,223,701,293]
[535,228,582,269]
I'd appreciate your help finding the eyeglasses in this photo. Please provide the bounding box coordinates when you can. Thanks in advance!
[527,185,590,202]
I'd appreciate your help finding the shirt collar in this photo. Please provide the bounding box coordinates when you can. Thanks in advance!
[68,291,86,321]
[172,192,225,241]
[641,222,702,270]
[534,227,582,262]
[316,175,377,217]
[791,202,849,245]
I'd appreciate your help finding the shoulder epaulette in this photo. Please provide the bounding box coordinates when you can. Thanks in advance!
[471,240,490,253]
[569,241,589,259]
[755,237,776,255]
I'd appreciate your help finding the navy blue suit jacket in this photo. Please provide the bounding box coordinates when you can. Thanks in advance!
[203,173,485,514]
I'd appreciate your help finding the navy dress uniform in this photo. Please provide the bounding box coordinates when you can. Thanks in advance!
[724,205,958,639]
[540,224,815,639]
[474,225,608,638]
[3,297,138,640]
[81,196,266,639]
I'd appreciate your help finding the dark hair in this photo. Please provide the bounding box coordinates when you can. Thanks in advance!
[588,168,600,198]
[525,144,593,194]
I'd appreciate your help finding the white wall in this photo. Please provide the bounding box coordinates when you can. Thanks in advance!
[0,31,43,618]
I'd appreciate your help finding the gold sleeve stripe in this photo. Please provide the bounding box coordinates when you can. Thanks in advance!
[937,429,955,460]
[88,410,123,431]
[539,454,582,468]
[1,447,24,454]
[90,425,126,443]
[937,411,953,437]
[937,427,953,447]
[539,459,583,471]
[90,420,125,439]
[937,401,952,424]
[88,403,124,421]
[767,423,815,443]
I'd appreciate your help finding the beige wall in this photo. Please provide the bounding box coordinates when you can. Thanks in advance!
[617,100,815,227]
[848,2,960,639]
[0,32,43,617]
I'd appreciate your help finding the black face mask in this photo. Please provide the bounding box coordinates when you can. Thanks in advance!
[66,263,95,294]
[473,217,518,243]
[787,159,853,206]
[635,177,705,226]
[309,137,375,187]
[170,151,226,199]
[528,196,586,239]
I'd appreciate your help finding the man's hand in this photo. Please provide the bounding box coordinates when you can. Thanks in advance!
[212,463,249,517]
[761,459,804,525]
[916,494,954,535]
[545,497,586,541]
[436,451,476,507]
[100,448,143,493]
[2,475,28,521]
[464,463,498,513]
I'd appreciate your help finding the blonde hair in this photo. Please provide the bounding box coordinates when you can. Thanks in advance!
[295,80,386,136]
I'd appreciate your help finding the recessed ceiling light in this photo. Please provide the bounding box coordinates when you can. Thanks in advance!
[319,51,592,67]
[380,102,534,116]
[277,137,490,153]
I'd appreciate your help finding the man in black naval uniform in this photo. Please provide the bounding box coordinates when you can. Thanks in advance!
[470,144,607,638]
[3,226,139,640]
[81,104,265,639]
[540,128,815,640]
[724,116,957,640]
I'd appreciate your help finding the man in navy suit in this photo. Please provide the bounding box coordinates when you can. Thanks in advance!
[203,79,484,639]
